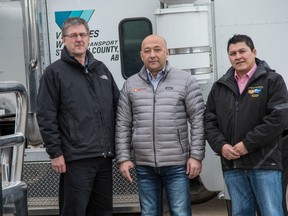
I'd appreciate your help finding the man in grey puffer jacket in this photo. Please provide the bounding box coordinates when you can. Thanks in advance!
[115,34,205,216]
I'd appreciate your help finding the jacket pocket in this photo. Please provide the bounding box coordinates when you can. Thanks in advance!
[67,116,78,144]
[177,129,185,153]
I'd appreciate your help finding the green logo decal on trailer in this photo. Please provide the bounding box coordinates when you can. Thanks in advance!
[55,10,95,29]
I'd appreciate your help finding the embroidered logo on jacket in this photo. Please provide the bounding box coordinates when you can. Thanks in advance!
[133,88,147,92]
[248,86,263,97]
[100,75,108,80]
[165,87,173,90]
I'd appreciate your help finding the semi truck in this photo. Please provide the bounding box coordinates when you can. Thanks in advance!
[0,0,287,215]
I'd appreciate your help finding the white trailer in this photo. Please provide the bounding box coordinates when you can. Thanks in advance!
[0,0,287,215]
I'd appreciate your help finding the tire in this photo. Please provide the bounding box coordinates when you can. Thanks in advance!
[190,176,218,204]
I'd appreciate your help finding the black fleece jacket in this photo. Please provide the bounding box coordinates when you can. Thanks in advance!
[205,58,288,171]
[37,47,120,162]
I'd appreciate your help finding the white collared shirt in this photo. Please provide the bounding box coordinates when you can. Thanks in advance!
[147,69,165,91]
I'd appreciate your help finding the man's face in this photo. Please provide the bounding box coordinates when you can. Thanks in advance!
[62,24,90,58]
[140,35,169,73]
[228,42,256,76]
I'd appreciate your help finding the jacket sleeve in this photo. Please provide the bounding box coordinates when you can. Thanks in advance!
[185,75,205,161]
[115,81,133,163]
[204,83,228,155]
[36,67,63,158]
[243,74,288,152]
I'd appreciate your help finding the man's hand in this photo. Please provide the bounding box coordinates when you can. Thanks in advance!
[51,155,66,173]
[222,144,240,160]
[233,141,248,156]
[119,160,135,183]
[186,158,202,179]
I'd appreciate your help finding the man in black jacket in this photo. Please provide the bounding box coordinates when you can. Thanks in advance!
[37,17,119,216]
[205,34,288,216]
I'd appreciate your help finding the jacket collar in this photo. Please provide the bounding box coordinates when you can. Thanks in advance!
[61,47,101,70]
[219,58,271,83]
[138,61,171,81]
[216,58,274,95]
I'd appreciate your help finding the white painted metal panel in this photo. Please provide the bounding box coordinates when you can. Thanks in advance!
[213,0,288,82]
[44,0,159,88]
[0,2,26,86]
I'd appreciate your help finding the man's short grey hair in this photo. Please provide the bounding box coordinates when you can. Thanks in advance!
[61,17,89,37]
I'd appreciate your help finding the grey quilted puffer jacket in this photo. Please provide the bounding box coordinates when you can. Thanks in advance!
[115,62,205,167]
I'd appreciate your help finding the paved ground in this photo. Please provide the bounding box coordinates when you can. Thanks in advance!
[163,197,228,216]
[113,197,228,216]
[191,197,228,216]
[37,197,228,216]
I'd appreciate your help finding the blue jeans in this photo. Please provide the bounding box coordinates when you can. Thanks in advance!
[136,165,191,216]
[224,169,284,216]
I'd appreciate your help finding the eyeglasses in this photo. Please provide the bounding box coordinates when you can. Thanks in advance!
[64,32,89,39]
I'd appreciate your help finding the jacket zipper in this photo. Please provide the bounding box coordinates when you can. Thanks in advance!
[149,82,157,167]
[83,67,109,157]
[233,99,239,168]
[139,72,167,167]
[152,77,166,167]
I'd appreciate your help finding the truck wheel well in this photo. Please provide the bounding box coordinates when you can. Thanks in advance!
[190,176,218,204]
